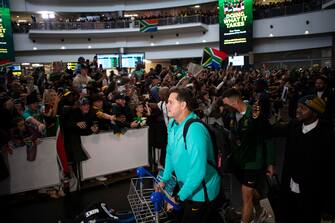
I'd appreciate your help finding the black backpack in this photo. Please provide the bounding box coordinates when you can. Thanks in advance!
[172,118,233,175]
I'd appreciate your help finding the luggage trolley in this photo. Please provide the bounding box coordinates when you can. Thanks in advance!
[127,167,180,223]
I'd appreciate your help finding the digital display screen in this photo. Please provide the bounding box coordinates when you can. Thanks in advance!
[121,53,144,68]
[228,56,244,66]
[10,65,21,71]
[0,7,14,65]
[219,0,253,54]
[97,54,120,69]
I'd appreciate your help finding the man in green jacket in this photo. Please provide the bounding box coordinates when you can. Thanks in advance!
[222,88,275,223]
[160,87,221,223]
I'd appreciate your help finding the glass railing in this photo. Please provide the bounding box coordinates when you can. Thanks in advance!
[253,1,323,19]
[19,15,218,32]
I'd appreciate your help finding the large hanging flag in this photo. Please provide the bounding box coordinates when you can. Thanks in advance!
[139,19,158,32]
[201,47,228,69]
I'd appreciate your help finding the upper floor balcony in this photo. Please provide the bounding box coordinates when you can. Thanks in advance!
[13,15,218,37]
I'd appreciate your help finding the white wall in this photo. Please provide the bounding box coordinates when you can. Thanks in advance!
[253,9,335,38]
[10,0,216,12]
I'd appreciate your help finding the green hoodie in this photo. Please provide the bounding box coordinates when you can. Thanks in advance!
[162,112,221,202]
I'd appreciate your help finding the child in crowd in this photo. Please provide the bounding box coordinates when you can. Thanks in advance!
[9,117,40,161]
[133,102,151,128]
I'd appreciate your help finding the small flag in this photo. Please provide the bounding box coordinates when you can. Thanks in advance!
[201,47,228,69]
[139,19,158,32]
[56,116,69,174]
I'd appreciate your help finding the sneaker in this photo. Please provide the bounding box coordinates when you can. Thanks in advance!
[96,176,107,182]
[254,206,268,223]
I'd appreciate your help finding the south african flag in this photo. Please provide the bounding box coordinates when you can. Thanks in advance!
[139,19,158,32]
[201,47,228,69]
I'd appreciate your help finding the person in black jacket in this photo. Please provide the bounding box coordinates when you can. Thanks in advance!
[62,97,98,180]
[271,95,334,223]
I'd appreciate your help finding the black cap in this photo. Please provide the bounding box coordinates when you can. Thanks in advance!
[26,94,39,105]
[113,94,125,100]
[80,64,89,70]
[78,56,85,62]
[90,94,104,102]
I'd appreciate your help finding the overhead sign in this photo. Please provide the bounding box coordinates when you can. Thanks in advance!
[0,7,14,65]
[219,0,253,54]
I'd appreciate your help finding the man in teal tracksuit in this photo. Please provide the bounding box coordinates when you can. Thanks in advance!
[160,87,221,223]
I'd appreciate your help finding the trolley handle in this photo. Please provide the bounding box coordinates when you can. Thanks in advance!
[151,192,181,211]
[136,167,159,183]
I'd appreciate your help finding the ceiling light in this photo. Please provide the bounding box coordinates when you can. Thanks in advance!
[16,15,19,18]
[194,5,200,8]
[33,47,37,50]
[305,30,309,34]
[202,39,207,43]
[269,33,273,37]
[150,42,154,46]
[88,45,92,49]
[61,46,66,50]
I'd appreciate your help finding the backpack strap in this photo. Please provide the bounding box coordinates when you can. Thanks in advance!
[183,118,217,202]
[183,118,203,150]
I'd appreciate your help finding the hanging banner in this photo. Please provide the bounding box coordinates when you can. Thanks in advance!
[0,7,14,65]
[219,0,253,54]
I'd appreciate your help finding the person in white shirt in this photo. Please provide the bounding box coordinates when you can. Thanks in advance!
[72,64,93,92]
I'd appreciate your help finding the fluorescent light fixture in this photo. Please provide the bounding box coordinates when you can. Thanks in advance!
[33,47,37,50]
[194,5,200,8]
[32,63,43,67]
[38,11,55,19]
[61,46,66,50]
[124,14,138,17]
[21,63,30,66]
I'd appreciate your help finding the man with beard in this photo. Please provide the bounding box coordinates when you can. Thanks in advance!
[271,95,334,223]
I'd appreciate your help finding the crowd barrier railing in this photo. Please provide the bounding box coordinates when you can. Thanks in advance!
[0,127,149,195]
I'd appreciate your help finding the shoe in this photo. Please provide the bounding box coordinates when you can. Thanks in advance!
[254,206,268,223]
[96,176,107,182]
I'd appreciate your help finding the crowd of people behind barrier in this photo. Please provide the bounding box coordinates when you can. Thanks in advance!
[0,56,334,219]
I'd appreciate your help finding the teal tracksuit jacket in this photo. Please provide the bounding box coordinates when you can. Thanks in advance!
[161,112,221,202]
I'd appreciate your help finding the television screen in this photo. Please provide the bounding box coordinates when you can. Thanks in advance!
[121,53,144,68]
[10,65,21,71]
[97,54,120,69]
[228,56,244,66]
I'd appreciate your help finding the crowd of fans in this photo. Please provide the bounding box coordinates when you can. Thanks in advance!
[0,56,334,200]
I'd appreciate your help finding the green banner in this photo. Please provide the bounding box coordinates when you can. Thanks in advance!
[0,7,14,65]
[219,0,253,54]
